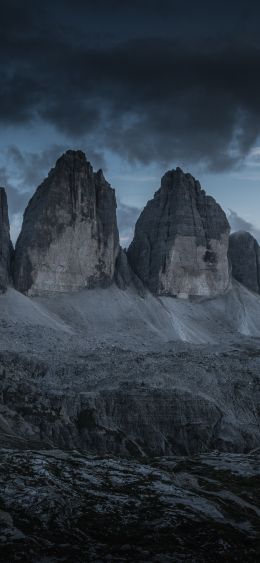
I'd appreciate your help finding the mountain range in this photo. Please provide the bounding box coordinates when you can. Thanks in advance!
[1,149,260,299]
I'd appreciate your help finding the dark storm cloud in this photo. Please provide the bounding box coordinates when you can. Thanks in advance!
[228,210,260,243]
[1,1,260,170]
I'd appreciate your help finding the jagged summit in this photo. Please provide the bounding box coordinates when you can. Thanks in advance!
[59,149,86,160]
[57,149,88,162]
[52,149,98,176]
[128,167,231,297]
[14,150,119,295]
[229,230,260,294]
[0,187,13,292]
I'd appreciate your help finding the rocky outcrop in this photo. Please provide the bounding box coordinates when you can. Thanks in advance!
[229,231,260,294]
[14,150,119,294]
[128,168,231,297]
[0,188,13,291]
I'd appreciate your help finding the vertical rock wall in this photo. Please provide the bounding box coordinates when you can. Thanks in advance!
[14,151,119,295]
[128,168,231,297]
[229,231,260,294]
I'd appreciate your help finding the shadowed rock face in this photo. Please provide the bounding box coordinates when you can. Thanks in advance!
[0,188,13,292]
[128,168,231,297]
[14,150,119,295]
[229,231,260,294]
[0,341,260,457]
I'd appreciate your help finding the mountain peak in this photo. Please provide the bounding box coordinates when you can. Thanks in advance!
[128,168,230,297]
[14,152,119,295]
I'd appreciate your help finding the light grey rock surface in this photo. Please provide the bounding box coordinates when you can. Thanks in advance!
[128,167,231,297]
[229,230,260,293]
[0,188,13,291]
[14,150,119,295]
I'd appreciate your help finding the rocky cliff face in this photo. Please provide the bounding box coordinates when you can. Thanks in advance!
[128,168,231,297]
[229,231,260,294]
[0,188,13,291]
[0,341,259,457]
[14,150,119,294]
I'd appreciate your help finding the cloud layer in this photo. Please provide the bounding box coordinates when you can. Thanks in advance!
[1,1,260,170]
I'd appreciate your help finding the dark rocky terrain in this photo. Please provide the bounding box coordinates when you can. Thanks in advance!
[0,336,260,457]
[0,449,259,563]
[0,282,259,561]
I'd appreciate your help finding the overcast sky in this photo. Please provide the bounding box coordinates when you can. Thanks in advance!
[1,0,260,244]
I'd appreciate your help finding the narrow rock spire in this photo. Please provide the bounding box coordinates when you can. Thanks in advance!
[0,187,13,291]
[229,230,260,293]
